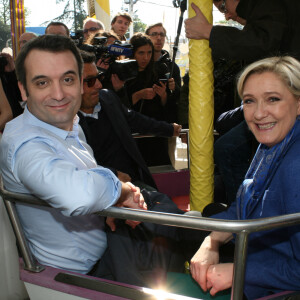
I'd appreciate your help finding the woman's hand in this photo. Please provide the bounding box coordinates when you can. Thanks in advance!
[132,88,155,105]
[207,263,234,296]
[190,235,220,292]
[153,81,167,105]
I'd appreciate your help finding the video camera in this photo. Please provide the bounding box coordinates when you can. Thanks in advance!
[71,31,138,82]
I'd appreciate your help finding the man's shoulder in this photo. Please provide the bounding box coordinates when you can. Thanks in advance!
[1,114,57,160]
[99,89,123,110]
[159,50,171,63]
[4,114,49,140]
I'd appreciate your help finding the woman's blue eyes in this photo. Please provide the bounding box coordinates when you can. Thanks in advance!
[269,97,280,102]
[243,97,281,104]
[243,98,253,104]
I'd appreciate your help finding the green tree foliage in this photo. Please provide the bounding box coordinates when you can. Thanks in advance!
[0,19,10,50]
[0,0,9,25]
[0,0,10,50]
[133,16,146,33]
[43,0,87,32]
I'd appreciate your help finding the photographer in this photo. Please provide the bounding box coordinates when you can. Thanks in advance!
[145,23,180,124]
[83,30,136,108]
[124,33,173,167]
[0,52,23,118]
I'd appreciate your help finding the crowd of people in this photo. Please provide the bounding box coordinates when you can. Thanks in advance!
[1,1,300,299]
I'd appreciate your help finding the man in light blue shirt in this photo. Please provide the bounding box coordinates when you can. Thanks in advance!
[0,35,146,275]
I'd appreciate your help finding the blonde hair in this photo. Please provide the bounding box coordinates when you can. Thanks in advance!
[237,56,300,99]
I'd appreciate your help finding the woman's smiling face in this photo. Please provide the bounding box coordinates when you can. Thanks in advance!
[242,71,300,148]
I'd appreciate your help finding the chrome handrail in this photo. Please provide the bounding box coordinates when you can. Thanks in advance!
[1,178,300,300]
[132,129,190,169]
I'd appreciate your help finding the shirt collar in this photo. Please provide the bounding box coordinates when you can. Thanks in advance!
[79,102,101,119]
[23,105,79,140]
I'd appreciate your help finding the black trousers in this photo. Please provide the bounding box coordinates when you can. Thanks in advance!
[90,190,232,288]
[89,190,209,287]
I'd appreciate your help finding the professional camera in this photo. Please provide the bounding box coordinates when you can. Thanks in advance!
[72,31,138,82]
[0,56,8,73]
[71,29,84,48]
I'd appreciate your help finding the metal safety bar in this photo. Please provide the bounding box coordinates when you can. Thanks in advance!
[132,129,190,169]
[1,179,300,300]
[132,129,219,170]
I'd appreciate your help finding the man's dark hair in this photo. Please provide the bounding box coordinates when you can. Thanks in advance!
[80,50,96,64]
[45,21,70,36]
[130,32,154,59]
[15,35,83,94]
[111,12,132,25]
[145,22,166,36]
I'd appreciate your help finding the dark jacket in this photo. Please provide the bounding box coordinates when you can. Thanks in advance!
[157,50,181,123]
[78,89,174,188]
[210,0,300,62]
[125,50,180,124]
[0,71,23,118]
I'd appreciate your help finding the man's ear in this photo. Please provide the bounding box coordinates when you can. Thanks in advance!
[80,76,84,95]
[18,81,28,101]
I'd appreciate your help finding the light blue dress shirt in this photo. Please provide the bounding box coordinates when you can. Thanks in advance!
[0,107,122,274]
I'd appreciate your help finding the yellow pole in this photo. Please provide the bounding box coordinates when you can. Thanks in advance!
[10,0,25,57]
[94,0,110,30]
[188,0,214,211]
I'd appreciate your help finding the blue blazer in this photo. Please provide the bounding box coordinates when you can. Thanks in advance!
[216,126,300,299]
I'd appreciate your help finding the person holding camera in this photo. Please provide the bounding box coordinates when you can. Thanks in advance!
[124,33,175,167]
[84,30,133,107]
[83,17,105,41]
[145,23,180,123]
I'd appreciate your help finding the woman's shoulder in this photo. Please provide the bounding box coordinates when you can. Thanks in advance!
[274,136,300,189]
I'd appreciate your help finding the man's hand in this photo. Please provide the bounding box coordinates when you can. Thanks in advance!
[96,57,110,70]
[111,74,125,91]
[173,123,182,136]
[117,170,131,182]
[207,263,233,296]
[107,182,147,231]
[0,52,15,72]
[180,133,188,144]
[118,182,146,209]
[185,2,213,40]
